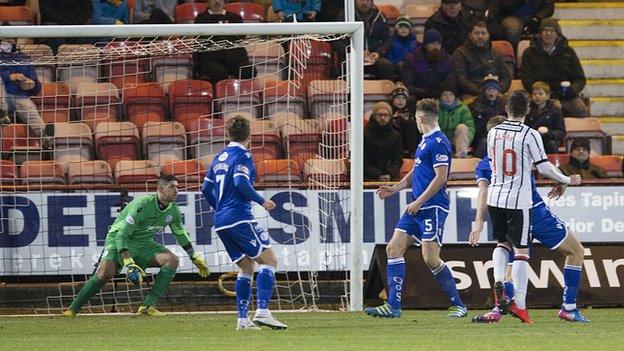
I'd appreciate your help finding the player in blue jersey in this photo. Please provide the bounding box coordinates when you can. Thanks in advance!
[200,115,286,331]
[469,116,589,323]
[365,99,468,319]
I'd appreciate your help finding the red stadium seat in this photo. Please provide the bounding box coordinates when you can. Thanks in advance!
[169,79,214,131]
[19,160,66,185]
[304,159,347,182]
[249,120,281,159]
[75,82,121,131]
[491,40,516,79]
[256,159,301,182]
[547,154,570,168]
[517,40,531,69]
[160,159,204,186]
[0,160,17,184]
[124,82,166,129]
[405,4,438,20]
[262,80,305,117]
[53,122,93,164]
[449,158,481,180]
[224,2,265,22]
[101,41,150,89]
[308,80,348,117]
[95,122,140,169]
[0,124,41,164]
[363,79,395,113]
[0,6,34,24]
[187,117,228,159]
[57,44,100,93]
[142,121,186,161]
[115,160,159,184]
[280,117,321,158]
[174,2,207,23]
[67,160,114,185]
[589,155,623,177]
[564,117,607,155]
[399,159,415,179]
[376,4,400,21]
[31,82,71,123]
[151,43,193,92]
[246,42,286,77]
[214,79,262,118]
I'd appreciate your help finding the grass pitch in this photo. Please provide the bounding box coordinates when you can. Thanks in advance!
[0,309,622,351]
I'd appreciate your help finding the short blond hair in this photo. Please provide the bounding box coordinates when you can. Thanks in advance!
[532,81,551,95]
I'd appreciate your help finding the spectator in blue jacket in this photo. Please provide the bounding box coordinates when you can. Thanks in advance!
[272,0,321,22]
[0,38,45,138]
[92,0,130,25]
[386,16,417,65]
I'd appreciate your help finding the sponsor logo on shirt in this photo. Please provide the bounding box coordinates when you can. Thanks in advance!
[165,215,173,223]
[237,165,250,175]
[414,157,422,166]
[218,152,229,161]
[126,215,135,225]
[260,232,269,241]
[436,154,449,162]
[249,239,257,247]
[435,137,442,143]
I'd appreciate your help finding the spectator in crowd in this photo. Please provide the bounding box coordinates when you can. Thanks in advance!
[386,16,417,65]
[193,0,255,85]
[425,0,477,54]
[91,0,130,25]
[451,20,511,99]
[39,0,93,54]
[364,102,404,181]
[525,81,565,154]
[133,0,177,24]
[272,0,320,22]
[389,83,420,157]
[438,83,475,158]
[333,0,395,80]
[0,37,47,142]
[468,75,506,158]
[520,18,588,117]
[400,29,452,100]
[486,0,554,49]
[560,138,607,179]
[317,0,344,21]
[463,0,487,18]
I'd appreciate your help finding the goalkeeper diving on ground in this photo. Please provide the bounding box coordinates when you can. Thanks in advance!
[64,175,209,317]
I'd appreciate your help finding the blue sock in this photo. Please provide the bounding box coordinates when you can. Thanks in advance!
[257,265,275,310]
[432,262,465,308]
[386,258,405,309]
[563,264,582,309]
[235,273,252,319]
[504,281,515,301]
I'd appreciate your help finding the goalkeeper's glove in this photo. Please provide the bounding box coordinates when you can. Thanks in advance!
[123,257,146,285]
[190,253,210,278]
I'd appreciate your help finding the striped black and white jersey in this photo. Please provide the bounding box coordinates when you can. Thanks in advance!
[486,120,548,209]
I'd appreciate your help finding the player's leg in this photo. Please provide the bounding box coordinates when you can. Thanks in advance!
[236,256,262,330]
[252,247,287,329]
[421,241,467,317]
[555,233,590,322]
[137,249,179,315]
[65,259,118,316]
[507,208,533,323]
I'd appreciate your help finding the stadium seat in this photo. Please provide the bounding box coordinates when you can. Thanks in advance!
[19,44,55,83]
[160,159,204,186]
[115,160,159,184]
[31,82,71,123]
[517,40,530,69]
[151,46,193,92]
[75,82,121,131]
[400,159,414,179]
[290,40,334,89]
[214,79,262,118]
[57,44,100,93]
[53,122,93,164]
[262,80,305,117]
[250,120,281,158]
[169,79,213,131]
[491,40,516,79]
[101,41,150,89]
[256,159,301,182]
[0,5,34,24]
[246,42,285,77]
[449,158,481,180]
[19,160,65,185]
[589,155,623,178]
[0,160,17,185]
[95,122,140,169]
[0,124,41,164]
[320,113,348,158]
[564,117,607,155]
[143,121,186,161]
[280,117,321,157]
[547,153,570,168]
[67,160,114,185]
[308,80,348,117]
[199,153,218,170]
[304,159,347,182]
[187,117,227,159]
[225,2,265,22]
[405,4,438,21]
[363,79,395,113]
[376,4,400,24]
[509,79,523,92]
[174,2,207,23]
[124,82,166,129]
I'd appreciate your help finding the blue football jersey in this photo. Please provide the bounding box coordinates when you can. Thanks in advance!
[475,156,543,207]
[411,128,452,209]
[205,142,258,229]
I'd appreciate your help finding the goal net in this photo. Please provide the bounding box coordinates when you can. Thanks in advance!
[0,23,364,315]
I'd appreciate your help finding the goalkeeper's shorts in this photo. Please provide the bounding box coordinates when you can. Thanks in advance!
[101,240,170,272]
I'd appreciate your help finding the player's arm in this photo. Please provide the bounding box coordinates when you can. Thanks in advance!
[528,131,581,186]
[200,171,217,209]
[469,179,489,246]
[234,159,275,210]
[377,169,412,199]
[406,165,448,215]
[169,212,209,278]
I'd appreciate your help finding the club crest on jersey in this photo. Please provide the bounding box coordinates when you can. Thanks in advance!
[435,154,449,162]
[237,164,250,174]
[218,152,229,161]
[435,137,442,143]
[165,215,173,223]
[125,215,135,225]
[414,157,422,166]
[249,239,257,247]
[419,142,426,150]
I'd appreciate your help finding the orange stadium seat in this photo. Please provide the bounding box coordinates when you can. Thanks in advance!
[225,2,265,22]
[152,48,193,92]
[589,155,623,178]
[19,160,65,185]
[0,124,41,164]
[67,160,114,185]
[246,42,286,77]
[57,44,100,93]
[304,159,348,182]
[31,82,71,123]
[308,79,348,117]
[75,82,120,130]
[169,79,214,131]
[187,117,228,159]
[320,113,348,155]
[250,120,281,158]
[491,40,516,79]
[95,122,140,169]
[102,41,150,89]
[143,121,187,161]
[363,79,395,113]
[449,158,481,180]
[262,80,305,117]
[280,117,321,157]
[215,79,262,118]
[124,82,166,129]
[400,159,414,179]
[517,40,531,69]
[376,4,400,22]
[53,122,93,164]
[509,79,523,92]
[564,117,607,155]
[547,154,570,168]
[0,160,17,185]
[256,159,302,182]
[405,4,438,20]
[0,5,34,24]
[174,2,207,23]
[115,160,159,184]
[19,44,55,83]
[160,159,204,186]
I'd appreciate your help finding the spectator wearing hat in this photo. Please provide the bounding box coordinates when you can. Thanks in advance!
[425,0,478,54]
[364,101,404,181]
[400,29,453,100]
[521,18,588,117]
[386,16,418,65]
[486,0,554,49]
[438,82,475,158]
[560,138,607,179]
[451,20,511,99]
[468,74,507,158]
[525,81,566,154]
[389,84,421,157]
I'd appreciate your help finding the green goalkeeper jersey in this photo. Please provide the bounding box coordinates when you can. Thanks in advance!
[106,194,191,253]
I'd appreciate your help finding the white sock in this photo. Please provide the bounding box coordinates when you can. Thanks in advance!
[512,257,529,309]
[492,245,510,283]
[238,317,250,323]
[255,308,270,316]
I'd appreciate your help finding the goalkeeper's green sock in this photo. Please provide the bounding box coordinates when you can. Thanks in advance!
[143,266,176,307]
[69,275,104,313]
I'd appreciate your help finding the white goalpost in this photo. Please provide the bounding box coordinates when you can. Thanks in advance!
[0,22,364,313]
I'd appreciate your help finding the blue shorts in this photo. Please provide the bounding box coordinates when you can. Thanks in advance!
[395,206,448,246]
[216,221,271,263]
[531,203,568,250]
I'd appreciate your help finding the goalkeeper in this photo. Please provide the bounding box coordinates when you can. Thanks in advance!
[64,175,209,316]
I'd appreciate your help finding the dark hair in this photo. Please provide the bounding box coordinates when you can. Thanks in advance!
[416,98,439,120]
[157,174,177,187]
[470,20,488,33]
[486,115,507,132]
[227,115,251,142]
[506,90,530,118]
